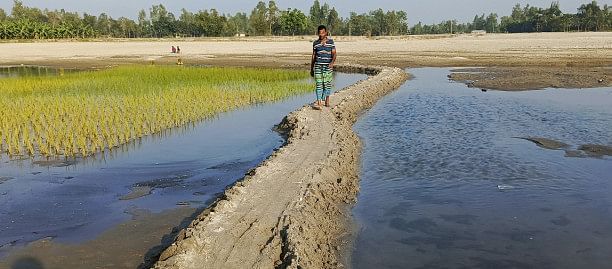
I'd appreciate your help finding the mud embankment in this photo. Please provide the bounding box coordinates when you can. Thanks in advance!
[449,67,611,91]
[151,65,408,269]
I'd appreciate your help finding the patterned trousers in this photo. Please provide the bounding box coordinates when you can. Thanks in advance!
[314,64,333,101]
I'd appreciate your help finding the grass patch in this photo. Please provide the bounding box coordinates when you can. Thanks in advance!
[0,65,312,158]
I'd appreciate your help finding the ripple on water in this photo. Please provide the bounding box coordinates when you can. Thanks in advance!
[352,68,612,269]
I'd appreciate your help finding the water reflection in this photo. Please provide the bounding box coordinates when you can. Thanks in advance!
[352,68,612,269]
[0,66,80,78]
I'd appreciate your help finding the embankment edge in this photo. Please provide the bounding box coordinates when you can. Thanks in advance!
[152,64,409,268]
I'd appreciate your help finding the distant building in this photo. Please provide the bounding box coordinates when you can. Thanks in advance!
[471,30,487,35]
[235,33,247,37]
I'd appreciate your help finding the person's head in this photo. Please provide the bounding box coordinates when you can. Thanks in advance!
[317,25,327,39]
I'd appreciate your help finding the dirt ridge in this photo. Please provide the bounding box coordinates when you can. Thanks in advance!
[151,64,408,269]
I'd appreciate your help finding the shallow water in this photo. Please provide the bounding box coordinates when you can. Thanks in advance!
[0,66,80,78]
[0,72,367,257]
[352,68,612,269]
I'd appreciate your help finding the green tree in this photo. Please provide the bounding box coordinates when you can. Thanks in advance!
[0,8,6,21]
[326,8,340,34]
[605,4,612,31]
[485,13,498,33]
[511,4,526,22]
[348,12,371,36]
[96,13,111,36]
[195,9,228,37]
[525,5,544,32]
[472,14,486,30]
[578,1,606,31]
[137,9,150,37]
[117,17,137,37]
[267,1,280,35]
[542,1,563,32]
[82,13,97,29]
[320,3,330,27]
[177,9,197,37]
[60,10,82,25]
[369,9,386,35]
[279,8,308,35]
[309,0,329,29]
[249,1,268,35]
[150,4,175,37]
[11,0,46,22]
[385,10,408,35]
[411,22,424,35]
[227,12,248,35]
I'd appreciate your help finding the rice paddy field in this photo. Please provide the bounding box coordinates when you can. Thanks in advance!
[0,66,312,158]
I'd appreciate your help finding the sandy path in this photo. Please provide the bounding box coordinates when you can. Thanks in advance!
[157,108,335,268]
[152,65,408,268]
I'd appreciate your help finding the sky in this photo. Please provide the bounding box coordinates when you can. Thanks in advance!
[0,0,593,25]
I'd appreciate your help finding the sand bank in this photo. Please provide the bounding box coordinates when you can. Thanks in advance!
[151,64,408,268]
[1,32,610,90]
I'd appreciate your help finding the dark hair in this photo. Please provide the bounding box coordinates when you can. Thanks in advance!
[317,25,327,32]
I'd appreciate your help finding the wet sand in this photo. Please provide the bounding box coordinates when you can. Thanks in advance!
[0,207,197,269]
[516,137,612,158]
[449,67,611,90]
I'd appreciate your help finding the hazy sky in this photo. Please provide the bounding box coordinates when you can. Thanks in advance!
[0,0,592,24]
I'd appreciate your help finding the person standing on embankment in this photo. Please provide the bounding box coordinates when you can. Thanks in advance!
[310,25,336,109]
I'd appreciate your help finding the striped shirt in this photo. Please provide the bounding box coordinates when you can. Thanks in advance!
[313,38,335,65]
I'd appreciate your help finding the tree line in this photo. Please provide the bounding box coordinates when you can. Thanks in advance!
[0,0,407,39]
[412,1,611,34]
[0,0,610,40]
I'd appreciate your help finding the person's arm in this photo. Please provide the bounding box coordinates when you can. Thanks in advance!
[310,48,316,77]
[329,47,337,70]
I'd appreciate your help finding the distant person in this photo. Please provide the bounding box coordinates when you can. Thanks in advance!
[176,46,181,54]
[171,46,176,53]
[310,25,336,109]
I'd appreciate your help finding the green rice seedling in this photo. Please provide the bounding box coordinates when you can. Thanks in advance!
[0,66,313,158]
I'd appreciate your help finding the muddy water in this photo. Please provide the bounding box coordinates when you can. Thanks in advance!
[0,72,367,260]
[352,68,612,269]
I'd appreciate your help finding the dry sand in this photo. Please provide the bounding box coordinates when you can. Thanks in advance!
[1,32,610,67]
[1,32,610,89]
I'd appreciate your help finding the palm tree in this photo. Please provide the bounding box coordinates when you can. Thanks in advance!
[578,1,602,31]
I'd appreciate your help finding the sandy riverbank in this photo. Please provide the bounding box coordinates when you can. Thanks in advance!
[150,65,408,268]
[1,32,610,90]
